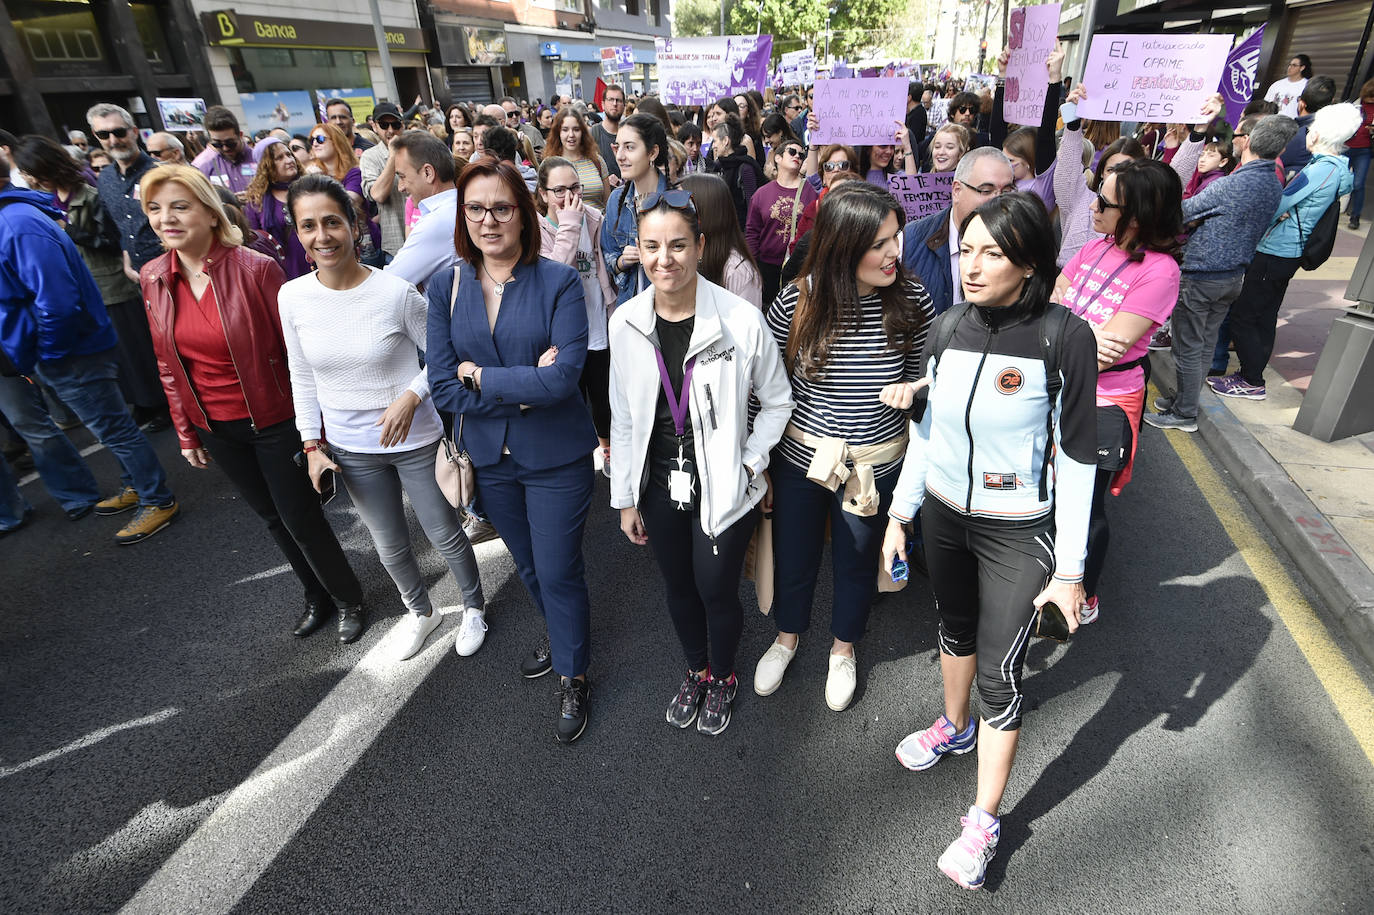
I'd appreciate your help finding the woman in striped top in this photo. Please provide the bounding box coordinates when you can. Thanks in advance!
[543,108,611,210]
[753,182,933,712]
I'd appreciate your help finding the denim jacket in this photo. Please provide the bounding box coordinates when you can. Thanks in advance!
[600,172,668,306]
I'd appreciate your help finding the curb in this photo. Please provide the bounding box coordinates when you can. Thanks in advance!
[1150,351,1374,670]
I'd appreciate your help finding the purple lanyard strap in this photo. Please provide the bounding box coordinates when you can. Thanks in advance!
[653,348,696,438]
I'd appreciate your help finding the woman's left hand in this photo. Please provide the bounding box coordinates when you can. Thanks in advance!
[1033,577,1087,636]
[1092,326,1131,367]
[878,377,930,410]
[375,391,421,448]
[537,346,559,367]
[893,122,911,152]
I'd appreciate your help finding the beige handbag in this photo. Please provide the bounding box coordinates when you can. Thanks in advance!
[435,267,477,509]
[744,510,775,614]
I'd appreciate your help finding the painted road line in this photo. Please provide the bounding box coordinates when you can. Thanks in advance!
[0,708,180,779]
[1163,425,1374,765]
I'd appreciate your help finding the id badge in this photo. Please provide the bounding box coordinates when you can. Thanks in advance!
[668,450,696,511]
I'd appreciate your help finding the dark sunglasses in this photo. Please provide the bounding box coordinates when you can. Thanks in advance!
[637,188,695,215]
[955,105,977,114]
[311,135,330,145]
[290,144,309,153]
[377,118,402,129]
[147,147,174,159]
[1095,192,1121,211]
[93,128,129,140]
[822,160,851,172]
[208,138,239,149]
[782,146,805,159]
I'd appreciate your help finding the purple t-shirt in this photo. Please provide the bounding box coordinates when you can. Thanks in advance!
[745,179,819,266]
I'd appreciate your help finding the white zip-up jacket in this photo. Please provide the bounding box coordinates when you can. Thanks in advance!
[609,278,795,538]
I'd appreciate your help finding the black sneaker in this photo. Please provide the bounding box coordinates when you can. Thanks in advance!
[698,672,738,736]
[521,635,553,678]
[555,676,589,744]
[666,669,707,728]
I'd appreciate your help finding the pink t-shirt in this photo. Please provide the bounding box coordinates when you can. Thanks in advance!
[404,196,421,232]
[1061,238,1180,398]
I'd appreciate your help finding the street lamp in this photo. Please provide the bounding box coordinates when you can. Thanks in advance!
[825,6,836,66]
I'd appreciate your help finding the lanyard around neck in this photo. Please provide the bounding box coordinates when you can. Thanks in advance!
[1070,244,1133,317]
[653,348,695,438]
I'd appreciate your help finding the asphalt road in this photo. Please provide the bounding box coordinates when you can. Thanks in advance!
[2,423,1372,914]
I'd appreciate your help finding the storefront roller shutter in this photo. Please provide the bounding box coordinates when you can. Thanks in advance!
[1268,0,1370,94]
[447,67,496,105]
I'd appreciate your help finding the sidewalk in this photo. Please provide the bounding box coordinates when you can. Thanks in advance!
[1151,221,1374,669]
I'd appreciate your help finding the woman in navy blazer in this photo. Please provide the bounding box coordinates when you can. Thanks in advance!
[426,158,599,744]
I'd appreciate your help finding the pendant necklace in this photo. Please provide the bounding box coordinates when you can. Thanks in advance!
[483,262,515,296]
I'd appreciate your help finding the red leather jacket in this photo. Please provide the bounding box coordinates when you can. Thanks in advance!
[140,241,294,449]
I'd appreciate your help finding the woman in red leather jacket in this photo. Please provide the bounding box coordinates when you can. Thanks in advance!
[138,165,366,643]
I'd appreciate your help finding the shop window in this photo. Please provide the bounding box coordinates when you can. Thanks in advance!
[625,0,639,16]
[129,4,173,72]
[559,0,582,10]
[11,0,107,74]
[229,48,370,95]
[648,0,660,26]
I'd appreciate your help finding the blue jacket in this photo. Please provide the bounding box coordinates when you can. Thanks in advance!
[425,258,598,470]
[601,172,667,306]
[1180,159,1285,278]
[0,187,117,374]
[1257,153,1354,258]
[901,207,955,315]
[1280,114,1314,176]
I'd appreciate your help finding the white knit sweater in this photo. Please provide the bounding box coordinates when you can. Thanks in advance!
[278,267,431,442]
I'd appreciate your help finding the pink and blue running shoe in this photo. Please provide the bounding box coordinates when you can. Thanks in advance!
[895,715,977,771]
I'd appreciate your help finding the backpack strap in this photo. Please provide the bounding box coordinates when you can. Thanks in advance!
[1037,306,1071,503]
[928,300,974,379]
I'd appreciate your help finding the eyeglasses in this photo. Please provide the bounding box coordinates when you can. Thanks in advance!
[1094,192,1121,211]
[636,188,696,215]
[93,128,129,140]
[957,180,1013,197]
[311,135,330,145]
[463,202,518,223]
[783,147,805,159]
[822,160,851,172]
[785,104,802,112]
[547,183,582,195]
[377,118,402,130]
[290,144,309,154]
[955,105,977,114]
[147,147,175,159]
[208,138,239,150]
[1232,132,1248,140]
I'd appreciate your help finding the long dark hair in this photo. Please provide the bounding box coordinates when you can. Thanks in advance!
[788,182,927,379]
[619,112,670,173]
[958,191,1057,324]
[1107,158,1183,262]
[679,173,756,288]
[1089,136,1145,191]
[12,135,84,191]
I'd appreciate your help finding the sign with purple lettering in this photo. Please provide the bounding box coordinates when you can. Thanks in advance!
[889,172,953,224]
[654,36,773,106]
[1219,25,1264,126]
[1077,33,1231,123]
[810,77,908,146]
[1002,4,1060,126]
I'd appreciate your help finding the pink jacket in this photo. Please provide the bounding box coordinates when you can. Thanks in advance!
[538,203,617,311]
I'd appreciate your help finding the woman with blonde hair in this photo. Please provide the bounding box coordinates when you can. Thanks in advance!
[543,107,610,209]
[137,164,366,643]
[924,123,971,173]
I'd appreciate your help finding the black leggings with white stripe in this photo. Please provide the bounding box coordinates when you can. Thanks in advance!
[921,496,1054,732]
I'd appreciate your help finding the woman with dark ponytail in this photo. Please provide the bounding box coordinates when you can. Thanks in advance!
[601,112,671,308]
[707,114,763,232]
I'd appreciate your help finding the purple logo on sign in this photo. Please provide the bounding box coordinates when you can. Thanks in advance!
[1219,25,1265,126]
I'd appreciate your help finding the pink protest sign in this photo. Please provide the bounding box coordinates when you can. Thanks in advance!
[1002,4,1060,126]
[1077,33,1231,123]
[810,78,907,146]
[889,172,953,224]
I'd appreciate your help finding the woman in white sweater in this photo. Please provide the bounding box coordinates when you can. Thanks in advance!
[278,175,486,662]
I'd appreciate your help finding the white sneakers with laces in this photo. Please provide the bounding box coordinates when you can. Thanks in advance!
[454,606,488,657]
[393,610,443,661]
[825,651,857,711]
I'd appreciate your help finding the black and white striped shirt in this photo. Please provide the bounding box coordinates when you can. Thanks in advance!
[767,278,933,477]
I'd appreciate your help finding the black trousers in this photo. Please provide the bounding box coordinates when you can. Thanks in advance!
[638,479,758,677]
[1083,468,1114,599]
[1230,252,1301,386]
[759,260,783,311]
[579,347,611,440]
[105,299,168,411]
[197,418,363,609]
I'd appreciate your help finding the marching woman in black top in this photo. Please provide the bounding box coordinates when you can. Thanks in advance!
[881,192,1098,890]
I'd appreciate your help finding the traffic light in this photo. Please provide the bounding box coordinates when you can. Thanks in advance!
[979,39,988,52]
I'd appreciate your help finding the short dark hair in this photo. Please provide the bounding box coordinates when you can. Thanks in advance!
[676,122,702,144]
[1241,98,1280,118]
[287,173,358,228]
[393,131,456,183]
[474,114,501,130]
[1106,158,1183,261]
[482,125,519,163]
[958,191,1057,324]
[604,85,626,100]
[325,98,353,116]
[1300,76,1336,114]
[452,158,540,266]
[204,105,239,133]
[908,82,924,102]
[951,92,981,113]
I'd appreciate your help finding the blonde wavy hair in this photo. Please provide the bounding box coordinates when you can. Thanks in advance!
[138,164,243,248]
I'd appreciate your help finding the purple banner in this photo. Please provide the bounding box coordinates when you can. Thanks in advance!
[654,36,773,106]
[1219,25,1265,127]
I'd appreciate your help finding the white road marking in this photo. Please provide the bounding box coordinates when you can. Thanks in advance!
[0,707,180,779]
[17,440,106,487]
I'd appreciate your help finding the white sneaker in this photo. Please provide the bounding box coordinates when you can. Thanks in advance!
[825,651,857,711]
[753,639,797,696]
[454,607,488,657]
[393,611,442,661]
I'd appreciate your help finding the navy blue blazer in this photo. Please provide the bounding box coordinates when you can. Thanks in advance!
[426,258,598,470]
[901,206,955,316]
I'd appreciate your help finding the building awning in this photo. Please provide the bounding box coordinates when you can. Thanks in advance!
[200,10,429,54]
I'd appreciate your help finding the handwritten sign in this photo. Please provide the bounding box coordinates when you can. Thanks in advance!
[779,49,816,87]
[1003,3,1060,126]
[811,78,907,146]
[889,172,953,224]
[1077,33,1231,123]
[654,36,774,106]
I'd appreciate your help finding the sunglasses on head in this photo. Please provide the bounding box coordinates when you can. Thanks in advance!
[636,188,695,215]
[822,160,851,172]
[93,128,129,140]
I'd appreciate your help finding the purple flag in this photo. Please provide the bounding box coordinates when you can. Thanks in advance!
[1219,25,1265,126]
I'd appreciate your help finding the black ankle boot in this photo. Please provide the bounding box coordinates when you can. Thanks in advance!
[337,605,367,644]
[293,600,334,638]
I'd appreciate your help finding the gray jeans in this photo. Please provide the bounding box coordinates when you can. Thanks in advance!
[332,440,484,615]
[1170,272,1244,419]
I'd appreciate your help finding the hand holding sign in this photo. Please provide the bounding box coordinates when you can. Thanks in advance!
[1077,32,1232,123]
[810,78,908,146]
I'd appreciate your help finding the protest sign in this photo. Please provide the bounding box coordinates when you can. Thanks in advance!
[963,74,996,95]
[889,172,953,224]
[1219,26,1264,126]
[654,36,773,106]
[601,47,618,77]
[602,45,634,76]
[156,97,206,131]
[780,49,817,87]
[1003,3,1060,126]
[240,91,316,137]
[810,78,907,146]
[1077,33,1231,123]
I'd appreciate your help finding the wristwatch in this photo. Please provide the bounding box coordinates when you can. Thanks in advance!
[461,369,477,391]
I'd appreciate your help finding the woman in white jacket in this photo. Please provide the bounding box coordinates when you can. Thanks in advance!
[538,156,619,475]
[609,189,794,736]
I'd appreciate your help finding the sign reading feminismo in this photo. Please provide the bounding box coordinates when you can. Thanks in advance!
[1077,32,1230,122]
[200,11,428,52]
[654,36,773,106]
